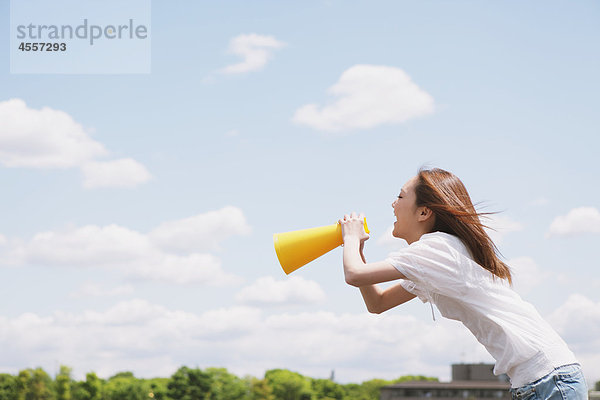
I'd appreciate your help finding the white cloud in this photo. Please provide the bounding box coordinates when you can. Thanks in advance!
[70,283,135,298]
[0,300,266,378]
[219,34,286,74]
[0,300,493,382]
[149,206,251,253]
[547,207,600,237]
[483,214,523,245]
[1,207,248,286]
[130,253,241,286]
[0,98,151,188]
[14,224,151,267]
[82,158,152,189]
[9,296,600,384]
[548,294,600,349]
[507,257,550,295]
[235,276,326,305]
[292,65,434,133]
[547,294,600,381]
[0,98,107,168]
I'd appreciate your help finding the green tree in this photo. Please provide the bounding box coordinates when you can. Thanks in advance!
[16,370,31,400]
[264,369,313,400]
[340,383,369,400]
[70,382,88,400]
[168,366,212,400]
[0,373,17,400]
[357,379,390,400]
[55,366,72,400]
[71,372,103,400]
[167,367,189,400]
[311,379,343,400]
[147,378,170,400]
[103,371,144,400]
[205,368,248,400]
[392,375,437,383]
[109,372,135,380]
[83,372,103,400]
[247,377,274,400]
[0,365,443,400]
[26,368,55,400]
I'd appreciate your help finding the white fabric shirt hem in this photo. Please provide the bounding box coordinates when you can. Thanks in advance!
[507,346,579,388]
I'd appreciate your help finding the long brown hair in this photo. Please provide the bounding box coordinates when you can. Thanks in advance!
[414,167,512,284]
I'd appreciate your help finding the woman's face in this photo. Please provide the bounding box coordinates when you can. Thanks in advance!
[391,176,420,240]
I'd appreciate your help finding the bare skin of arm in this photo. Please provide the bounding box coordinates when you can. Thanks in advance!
[343,236,406,286]
[358,283,417,314]
[351,238,416,314]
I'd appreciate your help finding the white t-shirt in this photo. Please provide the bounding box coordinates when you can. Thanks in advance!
[385,231,577,388]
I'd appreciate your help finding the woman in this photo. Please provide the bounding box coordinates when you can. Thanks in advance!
[340,167,587,399]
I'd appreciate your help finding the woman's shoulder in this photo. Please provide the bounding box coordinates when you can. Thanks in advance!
[389,231,469,265]
[418,231,464,247]
[416,231,471,257]
[420,232,498,282]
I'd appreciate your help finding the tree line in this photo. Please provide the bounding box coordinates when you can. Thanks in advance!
[0,365,438,400]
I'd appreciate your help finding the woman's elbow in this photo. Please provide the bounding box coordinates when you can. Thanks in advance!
[345,275,358,287]
[366,305,384,314]
[344,271,362,287]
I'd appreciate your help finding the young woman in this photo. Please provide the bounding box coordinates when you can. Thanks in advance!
[340,167,587,399]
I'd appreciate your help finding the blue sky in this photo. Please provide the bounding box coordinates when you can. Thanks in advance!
[1,0,599,385]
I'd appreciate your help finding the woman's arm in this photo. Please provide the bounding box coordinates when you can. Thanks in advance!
[359,283,416,314]
[355,233,416,313]
[343,235,406,286]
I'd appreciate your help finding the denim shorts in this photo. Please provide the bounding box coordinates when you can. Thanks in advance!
[510,364,588,400]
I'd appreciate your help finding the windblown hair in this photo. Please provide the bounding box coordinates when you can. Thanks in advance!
[414,167,512,284]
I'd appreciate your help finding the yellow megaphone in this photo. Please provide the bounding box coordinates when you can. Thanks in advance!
[273,219,369,274]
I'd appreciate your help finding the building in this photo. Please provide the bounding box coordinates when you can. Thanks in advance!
[381,364,511,400]
[451,364,508,383]
[589,391,600,400]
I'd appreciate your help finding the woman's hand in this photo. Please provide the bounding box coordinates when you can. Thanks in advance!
[339,212,370,243]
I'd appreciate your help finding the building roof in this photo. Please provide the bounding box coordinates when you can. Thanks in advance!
[383,381,510,390]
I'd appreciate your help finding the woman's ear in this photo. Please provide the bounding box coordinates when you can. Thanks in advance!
[417,206,434,222]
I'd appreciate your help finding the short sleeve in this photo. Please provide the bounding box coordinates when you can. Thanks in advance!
[399,279,430,304]
[385,233,466,300]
